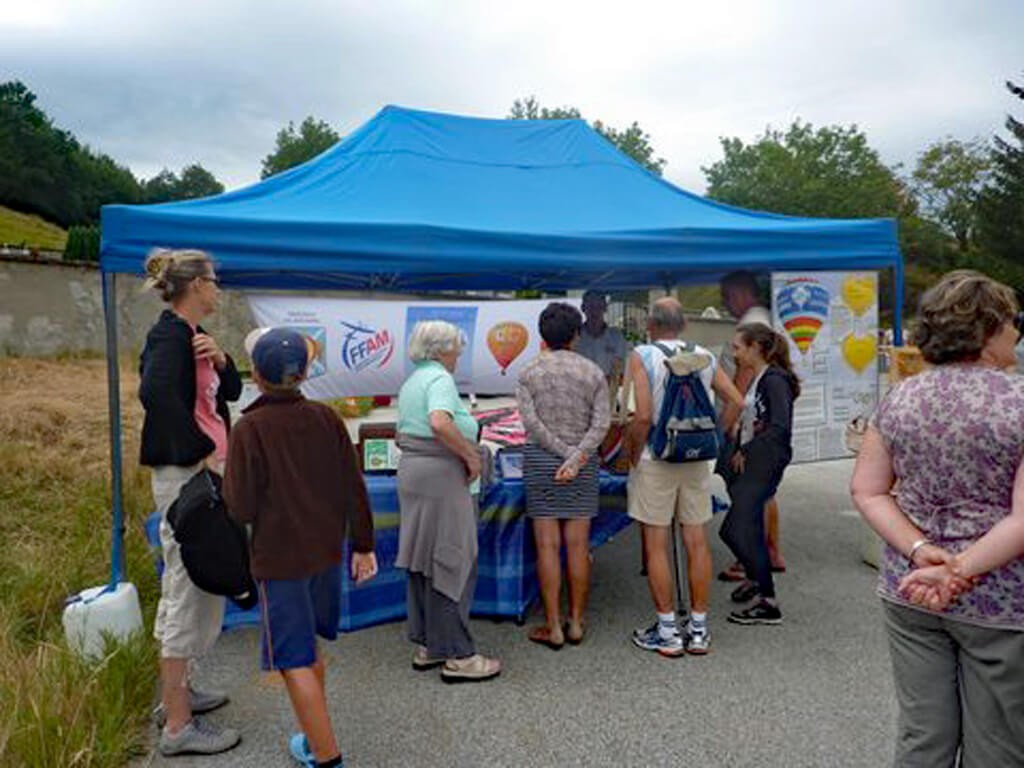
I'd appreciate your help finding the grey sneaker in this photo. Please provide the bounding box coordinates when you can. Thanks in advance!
[153,687,230,727]
[158,716,241,756]
[684,627,711,655]
[631,622,684,657]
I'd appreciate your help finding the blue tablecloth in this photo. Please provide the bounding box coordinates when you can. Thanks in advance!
[145,472,632,633]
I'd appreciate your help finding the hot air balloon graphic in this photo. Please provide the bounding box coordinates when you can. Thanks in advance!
[775,278,830,354]
[487,321,529,375]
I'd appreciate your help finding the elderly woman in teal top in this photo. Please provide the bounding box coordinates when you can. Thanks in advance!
[395,320,501,684]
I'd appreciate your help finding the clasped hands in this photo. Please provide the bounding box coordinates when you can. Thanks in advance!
[351,551,378,584]
[898,544,977,611]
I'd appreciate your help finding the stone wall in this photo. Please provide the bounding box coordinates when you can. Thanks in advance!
[0,257,738,361]
[0,257,254,360]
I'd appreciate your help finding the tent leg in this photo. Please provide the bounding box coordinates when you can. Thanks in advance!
[892,258,905,347]
[102,270,126,588]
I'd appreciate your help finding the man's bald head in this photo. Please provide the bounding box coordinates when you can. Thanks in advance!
[648,297,686,339]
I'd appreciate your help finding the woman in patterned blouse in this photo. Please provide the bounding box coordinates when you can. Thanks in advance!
[517,302,611,649]
[851,270,1024,767]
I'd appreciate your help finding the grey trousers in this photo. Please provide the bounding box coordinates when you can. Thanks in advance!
[407,562,478,659]
[883,601,1024,768]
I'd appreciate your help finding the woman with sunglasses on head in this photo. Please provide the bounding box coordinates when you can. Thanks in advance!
[852,270,1024,767]
[139,248,243,756]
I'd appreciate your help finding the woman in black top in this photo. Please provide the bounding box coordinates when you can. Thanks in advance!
[719,323,799,626]
[139,248,242,757]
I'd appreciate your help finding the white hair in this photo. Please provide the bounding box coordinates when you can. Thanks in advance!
[408,320,464,363]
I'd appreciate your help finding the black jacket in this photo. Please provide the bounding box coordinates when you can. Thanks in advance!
[744,366,796,461]
[139,310,242,467]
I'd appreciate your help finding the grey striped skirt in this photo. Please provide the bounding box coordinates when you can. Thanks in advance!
[522,443,599,519]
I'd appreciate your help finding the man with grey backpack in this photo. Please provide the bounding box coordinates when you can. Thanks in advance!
[624,298,743,656]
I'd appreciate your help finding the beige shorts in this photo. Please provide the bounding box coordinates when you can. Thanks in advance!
[627,459,713,527]
[151,464,225,660]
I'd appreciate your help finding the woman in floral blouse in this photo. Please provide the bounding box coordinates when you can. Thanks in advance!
[851,270,1024,767]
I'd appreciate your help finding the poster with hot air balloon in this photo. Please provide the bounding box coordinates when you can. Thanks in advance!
[775,278,830,355]
[486,321,529,375]
[771,271,879,464]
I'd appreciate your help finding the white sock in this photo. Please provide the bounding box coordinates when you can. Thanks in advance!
[689,612,708,634]
[657,611,677,639]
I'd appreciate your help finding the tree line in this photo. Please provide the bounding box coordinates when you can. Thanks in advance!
[0,81,225,230]
[2,78,1021,295]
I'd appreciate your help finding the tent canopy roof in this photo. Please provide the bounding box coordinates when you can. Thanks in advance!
[100,105,901,291]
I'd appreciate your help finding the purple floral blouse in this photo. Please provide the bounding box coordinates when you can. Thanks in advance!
[872,364,1024,629]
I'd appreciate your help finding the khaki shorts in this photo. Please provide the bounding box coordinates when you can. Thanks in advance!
[151,464,225,660]
[627,459,713,527]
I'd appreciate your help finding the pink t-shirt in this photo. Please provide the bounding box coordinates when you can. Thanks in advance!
[192,330,228,465]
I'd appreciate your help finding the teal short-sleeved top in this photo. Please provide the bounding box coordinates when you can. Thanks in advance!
[397,360,478,443]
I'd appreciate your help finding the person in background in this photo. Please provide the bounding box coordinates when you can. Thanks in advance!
[517,302,610,648]
[575,289,632,384]
[720,323,799,626]
[138,248,242,757]
[717,270,787,579]
[851,270,1024,767]
[224,327,377,768]
[395,321,501,683]
[625,297,743,656]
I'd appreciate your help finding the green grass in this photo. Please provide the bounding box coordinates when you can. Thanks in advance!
[0,206,67,252]
[0,359,160,767]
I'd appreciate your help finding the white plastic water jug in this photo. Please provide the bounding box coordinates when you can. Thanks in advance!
[62,581,143,659]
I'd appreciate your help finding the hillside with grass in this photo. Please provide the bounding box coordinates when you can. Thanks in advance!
[0,359,158,767]
[0,205,67,251]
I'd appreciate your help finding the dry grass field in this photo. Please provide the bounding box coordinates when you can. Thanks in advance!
[0,357,159,767]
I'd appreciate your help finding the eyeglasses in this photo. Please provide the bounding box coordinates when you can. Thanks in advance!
[1014,311,1024,340]
[197,275,219,286]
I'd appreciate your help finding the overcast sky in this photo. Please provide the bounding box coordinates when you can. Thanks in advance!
[1,0,1021,194]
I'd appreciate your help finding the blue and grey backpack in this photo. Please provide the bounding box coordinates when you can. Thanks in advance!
[647,342,720,463]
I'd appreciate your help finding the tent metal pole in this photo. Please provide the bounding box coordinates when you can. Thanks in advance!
[893,257,905,346]
[102,270,126,588]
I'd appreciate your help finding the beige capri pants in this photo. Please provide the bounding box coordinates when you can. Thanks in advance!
[151,464,225,660]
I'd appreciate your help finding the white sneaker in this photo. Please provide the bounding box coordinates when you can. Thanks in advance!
[684,627,711,655]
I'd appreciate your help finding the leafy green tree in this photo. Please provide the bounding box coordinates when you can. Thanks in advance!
[0,80,84,225]
[507,96,666,175]
[261,117,340,179]
[141,164,224,203]
[703,120,904,219]
[911,138,990,251]
[976,76,1024,265]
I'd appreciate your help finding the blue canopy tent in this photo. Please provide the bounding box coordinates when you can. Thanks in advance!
[99,105,904,585]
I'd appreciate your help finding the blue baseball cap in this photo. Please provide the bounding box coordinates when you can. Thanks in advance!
[249,327,312,388]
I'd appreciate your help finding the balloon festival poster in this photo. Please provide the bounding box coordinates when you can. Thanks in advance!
[246,295,576,399]
[771,271,880,463]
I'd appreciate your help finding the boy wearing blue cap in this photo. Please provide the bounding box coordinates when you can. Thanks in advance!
[224,327,377,768]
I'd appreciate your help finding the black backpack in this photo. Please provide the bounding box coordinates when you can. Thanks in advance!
[167,469,258,609]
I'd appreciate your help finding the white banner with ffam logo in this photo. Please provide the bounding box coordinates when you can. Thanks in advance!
[246,296,579,399]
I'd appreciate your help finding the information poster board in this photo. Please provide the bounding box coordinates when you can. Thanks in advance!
[247,296,575,399]
[771,271,880,463]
